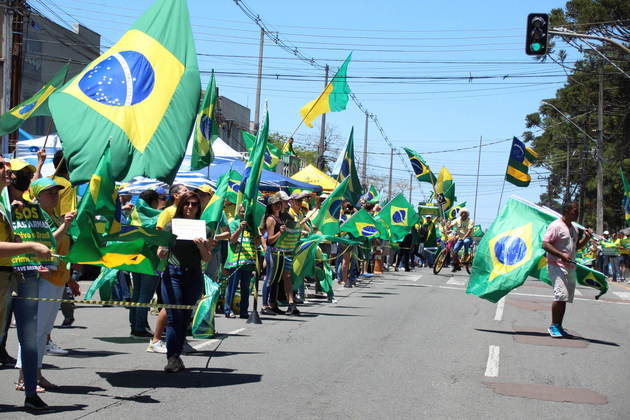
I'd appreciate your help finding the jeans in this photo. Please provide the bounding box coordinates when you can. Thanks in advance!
[224,265,252,316]
[17,280,63,369]
[452,237,473,254]
[161,264,202,358]
[112,270,131,301]
[13,271,40,396]
[129,273,160,331]
[0,271,16,347]
[609,256,622,281]
[422,247,437,267]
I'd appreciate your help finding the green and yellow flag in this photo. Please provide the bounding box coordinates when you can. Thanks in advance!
[505,137,538,187]
[49,0,200,184]
[447,201,467,220]
[226,169,242,204]
[129,198,161,229]
[341,208,380,239]
[202,170,228,233]
[466,197,554,303]
[404,147,437,184]
[191,71,219,170]
[529,255,608,299]
[242,130,281,171]
[332,128,363,205]
[312,177,349,236]
[621,168,630,226]
[377,193,419,242]
[0,64,69,136]
[364,185,380,203]
[300,53,351,128]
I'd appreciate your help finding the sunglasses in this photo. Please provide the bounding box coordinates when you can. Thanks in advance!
[184,201,199,207]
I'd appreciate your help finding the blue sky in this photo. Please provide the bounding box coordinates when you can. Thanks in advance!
[34,0,579,227]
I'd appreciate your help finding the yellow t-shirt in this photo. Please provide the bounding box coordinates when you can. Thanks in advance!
[156,205,177,229]
[53,176,77,217]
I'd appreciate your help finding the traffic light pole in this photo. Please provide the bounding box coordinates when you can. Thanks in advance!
[596,68,604,234]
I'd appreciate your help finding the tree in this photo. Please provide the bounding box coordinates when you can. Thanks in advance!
[522,0,629,231]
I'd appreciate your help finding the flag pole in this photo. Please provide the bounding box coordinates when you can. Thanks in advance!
[497,140,512,216]
[290,81,331,139]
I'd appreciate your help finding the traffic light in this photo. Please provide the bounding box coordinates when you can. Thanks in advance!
[525,13,549,56]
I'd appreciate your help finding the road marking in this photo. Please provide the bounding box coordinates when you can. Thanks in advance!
[414,283,630,305]
[413,275,423,282]
[484,345,500,377]
[494,297,505,321]
[574,289,583,296]
[192,339,219,351]
[228,328,246,335]
[447,277,466,286]
[613,291,630,300]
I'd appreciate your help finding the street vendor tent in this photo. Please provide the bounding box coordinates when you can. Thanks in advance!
[291,164,338,192]
[208,160,322,193]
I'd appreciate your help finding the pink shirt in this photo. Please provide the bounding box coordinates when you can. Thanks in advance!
[543,218,577,269]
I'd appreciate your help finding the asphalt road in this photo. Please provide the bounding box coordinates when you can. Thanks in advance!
[1,268,629,419]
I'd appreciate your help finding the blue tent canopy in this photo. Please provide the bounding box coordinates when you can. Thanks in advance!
[206,160,322,193]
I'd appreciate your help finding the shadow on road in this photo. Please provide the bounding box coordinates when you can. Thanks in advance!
[259,316,306,323]
[94,336,151,344]
[48,385,106,394]
[361,291,399,295]
[66,349,128,358]
[359,295,383,298]
[474,328,620,347]
[97,368,262,388]
[0,403,87,415]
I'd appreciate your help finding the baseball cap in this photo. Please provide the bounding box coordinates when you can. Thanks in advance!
[278,191,290,201]
[30,177,63,197]
[197,184,214,194]
[9,158,36,173]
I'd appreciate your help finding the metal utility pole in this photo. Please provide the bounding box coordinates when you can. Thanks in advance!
[254,27,264,131]
[387,148,394,201]
[317,64,329,170]
[408,172,413,203]
[596,67,604,233]
[1,7,14,155]
[362,111,368,185]
[8,0,25,153]
[473,136,482,223]
[565,138,570,202]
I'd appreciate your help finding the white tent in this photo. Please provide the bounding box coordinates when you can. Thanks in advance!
[184,135,243,159]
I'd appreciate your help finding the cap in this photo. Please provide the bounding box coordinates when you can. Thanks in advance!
[319,193,329,199]
[460,207,469,214]
[197,184,214,194]
[603,230,610,235]
[30,177,63,197]
[9,158,36,173]
[268,192,282,205]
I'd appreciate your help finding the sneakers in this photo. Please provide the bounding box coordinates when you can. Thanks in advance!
[24,394,49,411]
[59,318,74,328]
[164,355,185,373]
[547,324,563,338]
[0,349,16,367]
[286,304,301,316]
[556,325,574,338]
[146,339,167,354]
[45,340,68,356]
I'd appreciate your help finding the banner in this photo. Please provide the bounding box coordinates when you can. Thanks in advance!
[11,203,57,271]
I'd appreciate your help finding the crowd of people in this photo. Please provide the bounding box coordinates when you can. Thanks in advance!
[0,147,627,411]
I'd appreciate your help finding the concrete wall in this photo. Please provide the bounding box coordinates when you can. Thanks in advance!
[217,95,250,153]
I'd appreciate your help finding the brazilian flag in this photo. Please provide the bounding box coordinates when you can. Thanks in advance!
[403,147,437,184]
[505,137,538,187]
[242,130,281,171]
[67,145,174,275]
[0,64,69,136]
[377,193,419,242]
[466,197,555,303]
[332,128,363,206]
[226,169,242,204]
[621,168,630,226]
[341,208,379,239]
[364,185,380,204]
[202,170,229,233]
[49,0,200,184]
[447,201,467,220]
[312,178,349,236]
[292,235,322,291]
[129,198,161,229]
[191,71,219,170]
[529,255,608,299]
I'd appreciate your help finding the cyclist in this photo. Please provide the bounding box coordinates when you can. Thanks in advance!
[450,208,474,272]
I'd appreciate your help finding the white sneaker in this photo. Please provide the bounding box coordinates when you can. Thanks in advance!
[45,340,68,356]
[146,339,167,354]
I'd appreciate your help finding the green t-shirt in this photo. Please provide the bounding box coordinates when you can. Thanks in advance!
[225,217,256,269]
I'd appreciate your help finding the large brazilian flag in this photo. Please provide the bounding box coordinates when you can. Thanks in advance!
[466,197,555,303]
[49,0,200,184]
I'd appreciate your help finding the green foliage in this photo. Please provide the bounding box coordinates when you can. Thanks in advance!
[523,0,629,232]
[268,131,321,169]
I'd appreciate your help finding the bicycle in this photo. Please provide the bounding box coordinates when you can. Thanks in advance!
[433,239,475,275]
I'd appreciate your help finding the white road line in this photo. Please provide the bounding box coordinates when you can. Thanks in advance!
[574,289,583,296]
[228,328,246,335]
[192,339,219,351]
[414,283,630,305]
[446,277,466,286]
[484,345,500,377]
[494,297,505,321]
[613,291,630,300]
[413,275,423,282]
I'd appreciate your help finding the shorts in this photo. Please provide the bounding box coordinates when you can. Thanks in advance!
[283,255,293,273]
[549,264,576,303]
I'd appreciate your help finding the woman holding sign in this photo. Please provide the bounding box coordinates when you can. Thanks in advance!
[157,191,212,373]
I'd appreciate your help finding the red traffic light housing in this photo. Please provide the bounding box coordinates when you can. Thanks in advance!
[525,13,549,56]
